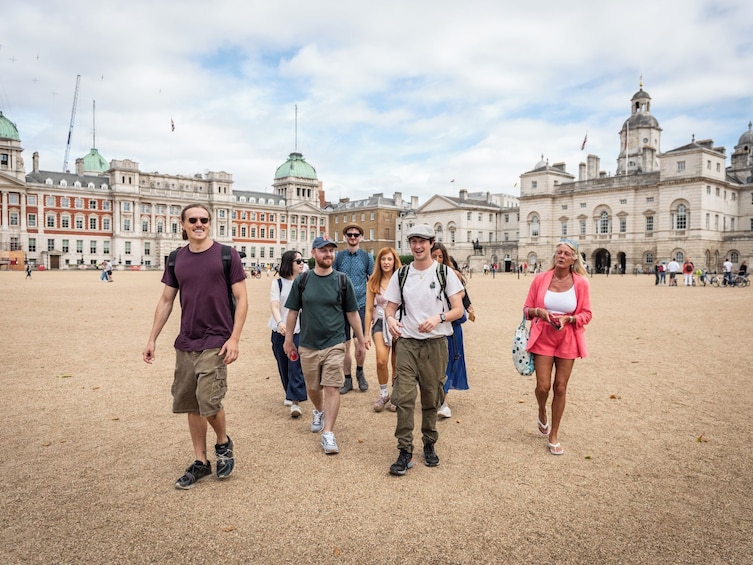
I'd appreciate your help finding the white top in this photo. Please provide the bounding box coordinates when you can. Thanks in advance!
[384,261,464,340]
[544,286,577,314]
[268,278,301,333]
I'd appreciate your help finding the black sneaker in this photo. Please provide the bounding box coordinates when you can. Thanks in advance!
[423,442,440,467]
[356,367,368,391]
[389,450,414,476]
[215,436,235,479]
[340,376,353,394]
[175,460,212,490]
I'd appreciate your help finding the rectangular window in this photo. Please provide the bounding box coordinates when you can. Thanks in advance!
[90,241,97,254]
[103,241,110,254]
[9,212,19,226]
[369,228,375,240]
[251,227,257,238]
[125,241,131,254]
[580,202,587,208]
[142,220,149,232]
[269,228,275,239]
[89,200,97,209]
[75,198,84,209]
[75,217,83,229]
[48,239,56,252]
[646,196,654,203]
[103,218,111,230]
[290,229,296,240]
[620,199,627,205]
[240,226,246,237]
[260,247,266,258]
[281,229,286,240]
[250,246,256,258]
[260,213,266,222]
[46,196,55,207]
[466,212,471,221]
[144,242,151,256]
[370,212,375,220]
[619,218,626,233]
[268,214,275,222]
[646,216,654,232]
[47,215,56,228]
[76,240,83,253]
[27,195,37,205]
[89,217,97,230]
[62,239,69,253]
[260,228,266,239]
[61,197,70,207]
[28,214,37,227]
[28,238,36,252]
[122,202,131,212]
[531,181,538,189]
[123,219,131,232]
[579,220,586,235]
[561,222,568,236]
[269,247,274,258]
[219,225,225,236]
[677,161,685,171]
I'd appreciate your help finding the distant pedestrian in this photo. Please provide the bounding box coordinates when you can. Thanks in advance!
[25,263,32,279]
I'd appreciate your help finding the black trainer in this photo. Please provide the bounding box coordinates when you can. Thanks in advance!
[175,460,212,490]
[215,436,235,479]
[340,376,353,394]
[423,442,440,467]
[356,367,368,391]
[389,449,414,476]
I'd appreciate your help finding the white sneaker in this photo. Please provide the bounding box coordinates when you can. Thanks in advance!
[311,409,325,433]
[283,399,293,407]
[290,403,302,418]
[437,403,452,419]
[321,432,339,454]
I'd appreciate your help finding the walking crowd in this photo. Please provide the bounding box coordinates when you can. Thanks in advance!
[143,207,593,488]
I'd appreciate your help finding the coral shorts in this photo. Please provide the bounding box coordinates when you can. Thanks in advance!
[527,322,579,359]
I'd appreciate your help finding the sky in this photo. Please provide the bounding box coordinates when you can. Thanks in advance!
[1,0,752,205]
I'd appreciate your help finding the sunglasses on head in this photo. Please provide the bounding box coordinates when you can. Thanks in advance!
[187,217,209,224]
[346,232,361,238]
[294,259,306,264]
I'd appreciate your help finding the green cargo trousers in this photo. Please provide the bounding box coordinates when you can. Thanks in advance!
[392,337,448,453]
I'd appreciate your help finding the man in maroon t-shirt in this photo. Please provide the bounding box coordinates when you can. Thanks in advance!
[143,203,248,489]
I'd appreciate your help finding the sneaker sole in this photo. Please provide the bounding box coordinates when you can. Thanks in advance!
[175,474,210,490]
[389,461,414,476]
[291,409,302,418]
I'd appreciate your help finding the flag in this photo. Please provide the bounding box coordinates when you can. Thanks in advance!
[581,132,587,150]
[171,118,175,132]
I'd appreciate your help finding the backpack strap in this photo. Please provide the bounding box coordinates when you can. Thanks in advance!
[167,248,181,286]
[397,264,410,320]
[297,270,310,303]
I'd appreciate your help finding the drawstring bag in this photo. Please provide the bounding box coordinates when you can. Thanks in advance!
[512,315,534,376]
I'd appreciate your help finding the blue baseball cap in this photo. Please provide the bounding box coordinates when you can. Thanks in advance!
[312,236,337,249]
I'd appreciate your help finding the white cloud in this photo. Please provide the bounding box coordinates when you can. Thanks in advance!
[1,0,752,203]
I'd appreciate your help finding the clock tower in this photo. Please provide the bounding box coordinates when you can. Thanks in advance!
[616,80,662,175]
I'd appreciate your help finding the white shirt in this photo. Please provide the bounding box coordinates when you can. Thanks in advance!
[384,261,464,340]
[268,278,301,333]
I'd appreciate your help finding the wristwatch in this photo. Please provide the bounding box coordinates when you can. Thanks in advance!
[439,313,446,323]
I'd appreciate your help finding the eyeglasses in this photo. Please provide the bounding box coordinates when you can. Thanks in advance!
[346,232,361,238]
[187,217,209,224]
[294,259,306,264]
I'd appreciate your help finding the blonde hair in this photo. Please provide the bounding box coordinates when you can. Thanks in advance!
[367,247,401,294]
[547,238,587,276]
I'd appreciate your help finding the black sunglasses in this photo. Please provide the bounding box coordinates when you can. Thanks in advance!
[346,232,361,238]
[294,259,306,264]
[187,217,209,224]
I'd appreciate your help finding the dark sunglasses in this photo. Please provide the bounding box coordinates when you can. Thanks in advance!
[294,259,306,264]
[346,232,361,238]
[187,217,209,224]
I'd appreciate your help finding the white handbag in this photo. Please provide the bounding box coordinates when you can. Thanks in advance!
[512,315,534,376]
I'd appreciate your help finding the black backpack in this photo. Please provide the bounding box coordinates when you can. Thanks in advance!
[167,244,236,317]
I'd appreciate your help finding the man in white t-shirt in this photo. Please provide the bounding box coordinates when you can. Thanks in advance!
[383,224,464,475]
[723,259,733,286]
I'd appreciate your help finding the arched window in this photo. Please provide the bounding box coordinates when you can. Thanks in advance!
[434,225,444,242]
[599,211,609,234]
[529,216,539,237]
[675,204,687,229]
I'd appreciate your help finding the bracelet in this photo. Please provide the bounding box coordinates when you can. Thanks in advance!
[277,320,283,326]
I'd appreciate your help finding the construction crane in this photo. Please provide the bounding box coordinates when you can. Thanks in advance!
[62,74,81,172]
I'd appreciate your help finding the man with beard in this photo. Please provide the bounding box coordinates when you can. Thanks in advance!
[284,236,368,455]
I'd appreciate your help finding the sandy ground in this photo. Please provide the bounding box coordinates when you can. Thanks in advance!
[1,268,752,564]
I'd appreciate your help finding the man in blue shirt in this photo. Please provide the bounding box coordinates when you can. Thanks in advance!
[334,223,374,394]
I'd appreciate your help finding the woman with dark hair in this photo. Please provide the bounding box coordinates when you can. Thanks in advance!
[430,241,469,419]
[269,250,307,417]
[364,247,402,412]
[523,238,592,455]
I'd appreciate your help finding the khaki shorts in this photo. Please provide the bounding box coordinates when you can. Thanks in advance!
[299,343,345,390]
[172,348,227,417]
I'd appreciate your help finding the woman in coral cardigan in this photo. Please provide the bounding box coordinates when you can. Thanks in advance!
[523,239,592,455]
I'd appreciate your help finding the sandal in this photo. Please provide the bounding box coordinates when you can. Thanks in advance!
[547,442,564,455]
[537,418,550,437]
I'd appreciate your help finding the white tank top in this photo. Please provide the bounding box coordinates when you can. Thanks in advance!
[544,286,576,314]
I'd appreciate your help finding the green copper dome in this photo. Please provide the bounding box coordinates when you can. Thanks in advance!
[274,152,318,180]
[0,111,21,141]
[82,148,109,172]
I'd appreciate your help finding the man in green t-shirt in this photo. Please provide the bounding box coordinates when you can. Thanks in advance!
[284,236,368,455]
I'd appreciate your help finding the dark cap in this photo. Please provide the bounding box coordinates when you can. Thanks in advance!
[312,236,337,249]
